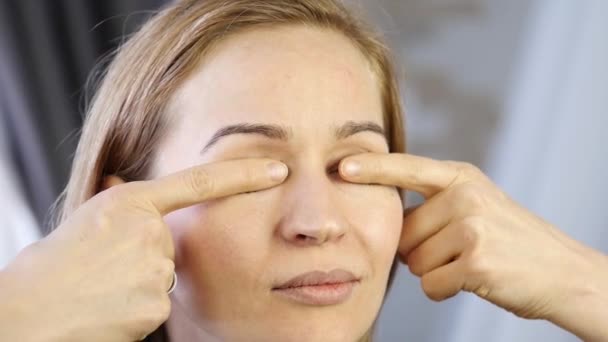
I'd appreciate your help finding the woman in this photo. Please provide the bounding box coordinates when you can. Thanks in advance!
[1,0,606,341]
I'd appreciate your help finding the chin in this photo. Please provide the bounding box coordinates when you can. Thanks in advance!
[258,314,371,342]
[210,311,371,342]
[257,327,366,342]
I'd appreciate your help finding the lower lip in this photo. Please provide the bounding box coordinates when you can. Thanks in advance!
[272,281,358,306]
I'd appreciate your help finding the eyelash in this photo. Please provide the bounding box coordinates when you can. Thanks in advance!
[327,162,340,174]
[326,162,343,180]
[326,161,340,173]
[239,162,354,197]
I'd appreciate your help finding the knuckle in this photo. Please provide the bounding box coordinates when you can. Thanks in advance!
[139,301,171,330]
[147,259,175,293]
[460,216,486,246]
[167,242,176,261]
[93,210,114,231]
[406,251,424,276]
[96,183,148,217]
[420,276,443,302]
[148,221,167,242]
[454,184,488,211]
[445,161,483,185]
[98,184,132,208]
[137,297,172,329]
[462,252,491,280]
[409,167,426,186]
[454,162,482,179]
[164,238,176,261]
[156,296,172,322]
[411,166,428,184]
[402,208,422,233]
[464,162,482,175]
[185,167,214,196]
[400,157,425,184]
[159,259,175,280]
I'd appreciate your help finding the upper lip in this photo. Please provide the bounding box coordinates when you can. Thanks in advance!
[273,269,359,289]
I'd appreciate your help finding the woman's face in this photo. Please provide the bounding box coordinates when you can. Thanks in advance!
[152,25,403,341]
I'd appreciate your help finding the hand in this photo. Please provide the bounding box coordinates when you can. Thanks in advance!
[0,159,288,342]
[339,153,608,340]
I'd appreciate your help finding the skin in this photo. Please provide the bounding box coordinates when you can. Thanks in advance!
[152,25,403,341]
[339,153,608,342]
[0,24,606,342]
[0,159,289,342]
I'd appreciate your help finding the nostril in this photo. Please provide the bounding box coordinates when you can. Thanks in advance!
[295,234,308,241]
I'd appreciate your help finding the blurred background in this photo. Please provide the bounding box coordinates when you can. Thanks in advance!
[1,0,606,341]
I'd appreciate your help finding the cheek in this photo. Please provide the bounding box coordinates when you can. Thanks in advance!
[164,199,273,286]
[164,199,279,331]
[341,185,403,263]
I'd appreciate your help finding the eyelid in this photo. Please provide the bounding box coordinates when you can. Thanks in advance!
[326,150,369,175]
[326,161,341,174]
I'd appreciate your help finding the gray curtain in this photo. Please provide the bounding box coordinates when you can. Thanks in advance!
[0,0,166,229]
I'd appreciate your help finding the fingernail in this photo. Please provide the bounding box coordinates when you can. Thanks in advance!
[268,162,288,182]
[342,160,361,177]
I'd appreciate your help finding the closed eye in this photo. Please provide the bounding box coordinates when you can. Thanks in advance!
[326,162,340,175]
[326,162,341,180]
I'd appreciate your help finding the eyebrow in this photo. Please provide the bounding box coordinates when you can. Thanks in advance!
[201,120,386,154]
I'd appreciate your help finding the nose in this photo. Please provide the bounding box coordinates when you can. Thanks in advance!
[278,171,348,246]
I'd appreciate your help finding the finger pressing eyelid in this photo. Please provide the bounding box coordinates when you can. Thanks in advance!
[339,153,459,198]
[135,158,288,215]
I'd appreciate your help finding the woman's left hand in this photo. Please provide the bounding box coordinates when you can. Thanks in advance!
[339,153,608,341]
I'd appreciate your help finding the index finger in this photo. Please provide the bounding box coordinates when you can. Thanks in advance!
[131,158,288,215]
[339,153,468,198]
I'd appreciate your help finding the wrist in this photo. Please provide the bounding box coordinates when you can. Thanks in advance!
[548,247,608,341]
[0,244,62,342]
[0,254,36,340]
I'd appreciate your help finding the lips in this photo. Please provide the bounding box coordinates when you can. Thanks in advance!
[274,269,359,289]
[272,269,360,306]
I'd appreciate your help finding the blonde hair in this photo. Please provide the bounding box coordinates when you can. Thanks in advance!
[55,0,406,340]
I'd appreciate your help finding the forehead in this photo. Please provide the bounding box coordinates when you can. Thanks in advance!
[169,24,384,137]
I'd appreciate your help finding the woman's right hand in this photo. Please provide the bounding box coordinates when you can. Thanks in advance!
[0,159,288,342]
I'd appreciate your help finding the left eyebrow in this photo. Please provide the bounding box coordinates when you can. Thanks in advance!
[334,120,385,140]
[201,120,386,155]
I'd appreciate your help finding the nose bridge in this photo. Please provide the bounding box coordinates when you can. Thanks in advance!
[279,166,347,245]
[292,174,331,219]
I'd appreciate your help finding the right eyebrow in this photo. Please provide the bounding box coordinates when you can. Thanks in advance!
[201,123,291,154]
